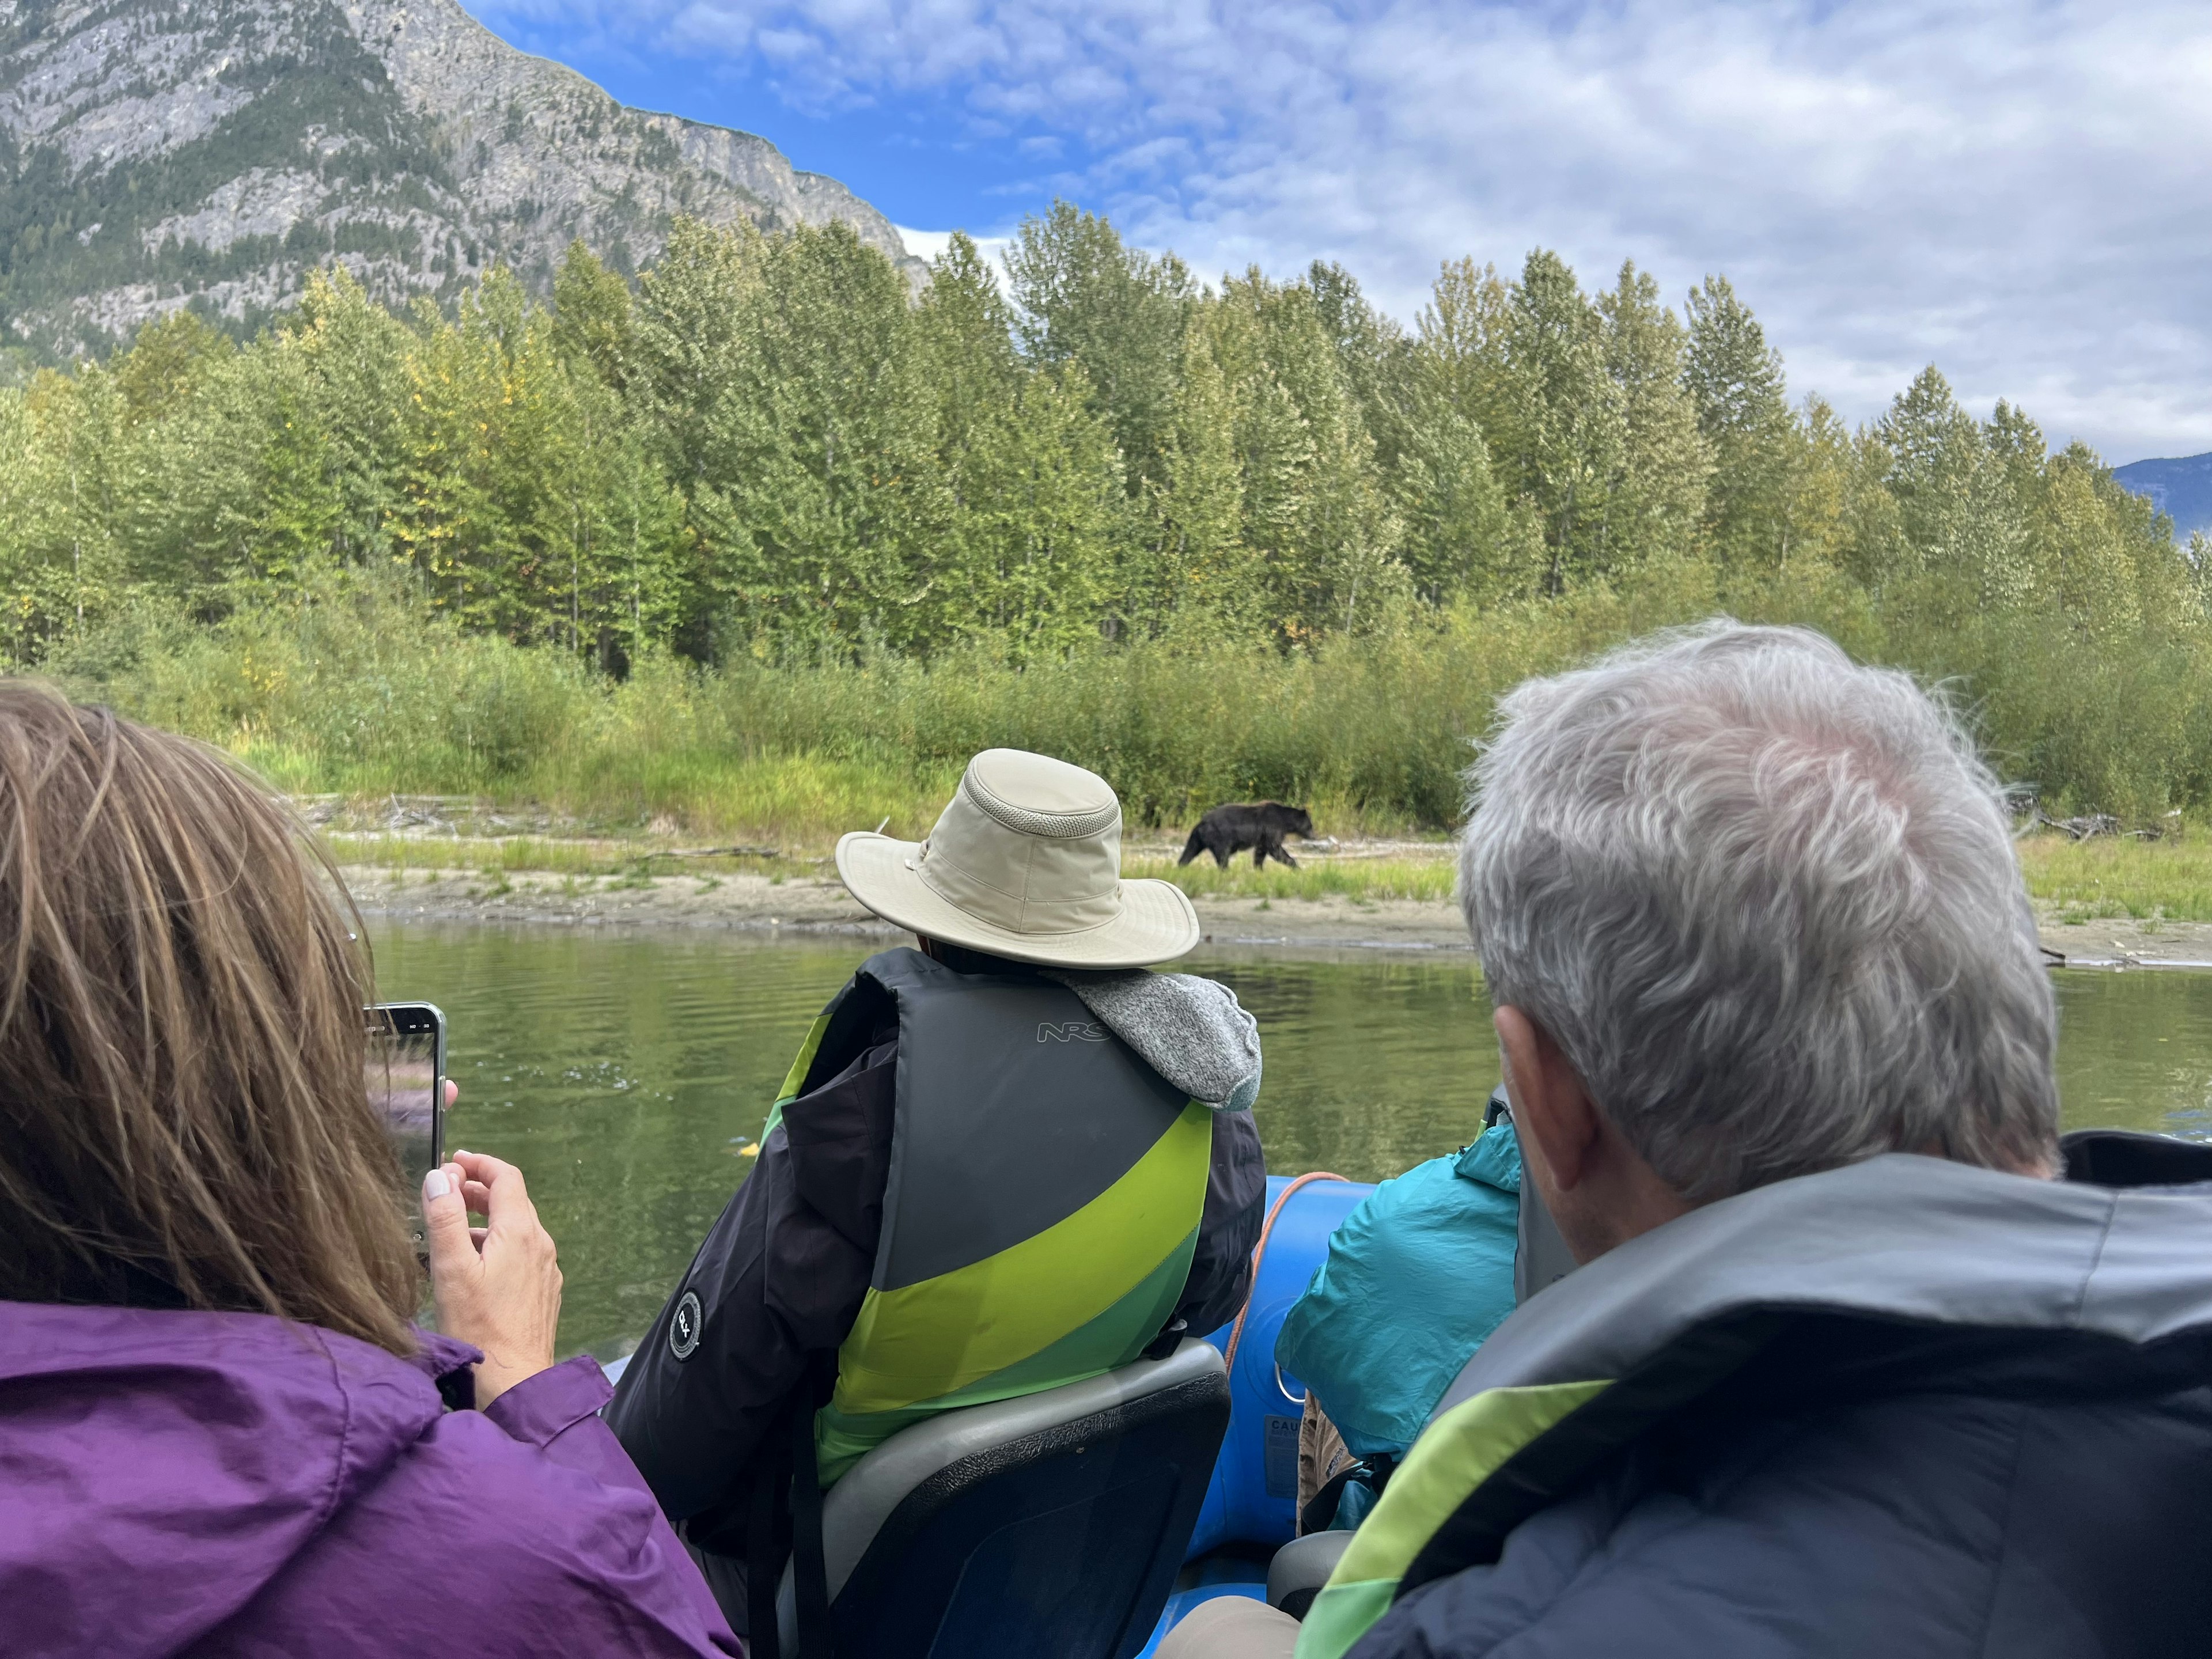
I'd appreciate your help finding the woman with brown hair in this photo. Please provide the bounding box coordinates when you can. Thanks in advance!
[0,684,737,1657]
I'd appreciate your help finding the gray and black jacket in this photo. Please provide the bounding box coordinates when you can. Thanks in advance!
[1315,1131,2212,1659]
[607,947,1266,1604]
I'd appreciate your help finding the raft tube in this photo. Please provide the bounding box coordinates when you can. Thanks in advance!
[1138,1172,1374,1650]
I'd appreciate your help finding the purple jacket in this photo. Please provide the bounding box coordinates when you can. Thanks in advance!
[0,1300,740,1657]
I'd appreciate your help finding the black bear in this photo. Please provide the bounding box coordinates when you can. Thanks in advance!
[1179,802,1316,870]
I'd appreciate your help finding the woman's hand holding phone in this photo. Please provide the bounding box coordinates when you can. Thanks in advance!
[421,1106,563,1408]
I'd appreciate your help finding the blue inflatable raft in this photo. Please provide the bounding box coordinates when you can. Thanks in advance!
[1135,1172,1374,1655]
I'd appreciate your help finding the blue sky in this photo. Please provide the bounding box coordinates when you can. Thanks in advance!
[464,2,2212,464]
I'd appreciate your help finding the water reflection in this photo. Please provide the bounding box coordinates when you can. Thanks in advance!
[2051,971,2212,1139]
[367,920,2211,1358]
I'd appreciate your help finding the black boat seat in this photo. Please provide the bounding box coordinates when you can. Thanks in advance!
[773,1337,1231,1658]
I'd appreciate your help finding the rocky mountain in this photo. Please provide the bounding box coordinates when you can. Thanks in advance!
[2113,452,2212,540]
[0,0,925,358]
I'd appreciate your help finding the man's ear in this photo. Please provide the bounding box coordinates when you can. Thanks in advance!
[1495,1005,1601,1193]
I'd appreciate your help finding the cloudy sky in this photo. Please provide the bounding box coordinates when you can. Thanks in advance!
[466,1,2212,464]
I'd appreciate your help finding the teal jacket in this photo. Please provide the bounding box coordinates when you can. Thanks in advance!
[1275,1122,1521,1524]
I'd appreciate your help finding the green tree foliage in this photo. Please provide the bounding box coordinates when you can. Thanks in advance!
[1006,203,1194,497]
[916,236,1126,658]
[551,241,634,392]
[393,267,682,665]
[1594,262,1711,573]
[0,362,128,650]
[6,201,2208,816]
[1194,271,1405,639]
[1684,275,1793,570]
[710,221,948,652]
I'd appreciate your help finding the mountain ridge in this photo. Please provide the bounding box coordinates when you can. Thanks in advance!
[0,0,924,357]
[2113,452,2212,541]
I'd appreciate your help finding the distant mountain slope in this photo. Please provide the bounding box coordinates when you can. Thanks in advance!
[0,0,923,357]
[2113,451,2212,540]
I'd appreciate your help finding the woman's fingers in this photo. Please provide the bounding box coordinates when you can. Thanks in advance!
[452,1149,539,1232]
[421,1162,478,1282]
[433,1149,561,1408]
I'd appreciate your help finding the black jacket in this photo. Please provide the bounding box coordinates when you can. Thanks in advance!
[606,971,1266,1562]
[1344,1133,2212,1659]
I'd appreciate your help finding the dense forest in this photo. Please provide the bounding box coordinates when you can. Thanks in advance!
[2,204,2204,825]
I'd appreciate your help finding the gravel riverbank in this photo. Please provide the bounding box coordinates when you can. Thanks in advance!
[340,865,1479,952]
[338,863,2212,968]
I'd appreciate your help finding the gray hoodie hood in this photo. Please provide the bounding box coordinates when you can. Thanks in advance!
[1043,968,1262,1111]
[1431,1150,2212,1426]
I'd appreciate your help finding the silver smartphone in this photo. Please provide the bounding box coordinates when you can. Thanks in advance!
[367,1002,446,1244]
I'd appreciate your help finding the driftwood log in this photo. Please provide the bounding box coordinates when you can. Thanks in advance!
[2032,810,2123,842]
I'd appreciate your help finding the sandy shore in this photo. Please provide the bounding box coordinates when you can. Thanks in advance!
[339,863,2212,968]
[2032,915,2212,969]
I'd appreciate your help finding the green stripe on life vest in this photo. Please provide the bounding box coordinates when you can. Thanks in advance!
[1294,1380,1611,1659]
[815,1218,1199,1483]
[759,1011,832,1142]
[815,1099,1211,1474]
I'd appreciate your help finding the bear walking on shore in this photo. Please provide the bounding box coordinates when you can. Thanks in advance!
[1179,802,1315,870]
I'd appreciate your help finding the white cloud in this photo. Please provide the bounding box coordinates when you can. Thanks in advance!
[476,1,2212,460]
[893,226,1016,282]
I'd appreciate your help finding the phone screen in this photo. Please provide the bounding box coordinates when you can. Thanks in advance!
[367,1003,445,1237]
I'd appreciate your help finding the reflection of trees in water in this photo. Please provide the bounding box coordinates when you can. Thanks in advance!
[370,922,865,1359]
[2052,973,2212,1138]
[1196,954,1497,1184]
[358,926,2212,1360]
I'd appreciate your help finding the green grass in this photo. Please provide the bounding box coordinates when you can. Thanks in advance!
[2017,833,2212,923]
[321,828,1459,906]
[329,828,2212,928]
[322,809,2212,926]
[50,568,2212,869]
[1130,853,1456,903]
[39,567,1873,845]
[322,832,795,880]
[61,585,1484,842]
[269,750,958,849]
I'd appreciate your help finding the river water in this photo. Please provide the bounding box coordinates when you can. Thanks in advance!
[370,920,2212,1360]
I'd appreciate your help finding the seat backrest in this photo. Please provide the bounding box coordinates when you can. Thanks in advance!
[777,1339,1230,1659]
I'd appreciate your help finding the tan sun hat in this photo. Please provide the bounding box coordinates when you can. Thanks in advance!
[836,749,1200,969]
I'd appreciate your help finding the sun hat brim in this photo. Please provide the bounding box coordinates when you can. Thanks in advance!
[835,831,1200,969]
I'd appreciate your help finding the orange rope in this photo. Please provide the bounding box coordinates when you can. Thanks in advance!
[1221,1171,1349,1373]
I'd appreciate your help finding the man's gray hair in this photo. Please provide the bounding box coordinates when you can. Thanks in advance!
[1461,620,2058,1202]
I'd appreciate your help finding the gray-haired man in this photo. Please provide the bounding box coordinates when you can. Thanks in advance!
[1179,621,2212,1659]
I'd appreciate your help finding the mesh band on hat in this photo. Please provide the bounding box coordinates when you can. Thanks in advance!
[960,766,1121,839]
